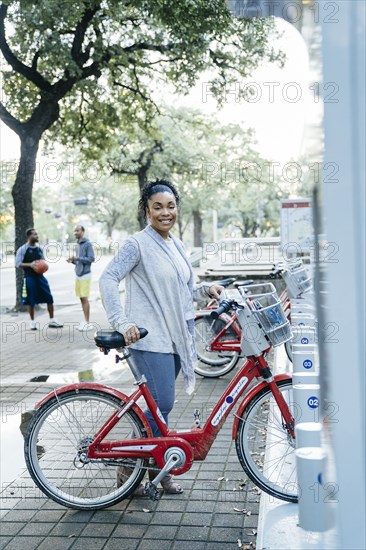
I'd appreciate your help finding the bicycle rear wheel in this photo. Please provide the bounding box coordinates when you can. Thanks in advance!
[235,379,297,502]
[25,389,148,510]
[194,316,240,377]
[285,340,293,363]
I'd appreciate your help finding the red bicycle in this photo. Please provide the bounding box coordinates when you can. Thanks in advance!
[194,260,312,377]
[194,278,247,377]
[24,285,297,510]
[194,289,291,378]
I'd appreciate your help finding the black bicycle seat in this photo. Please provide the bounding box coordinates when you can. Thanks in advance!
[234,279,254,287]
[215,277,236,287]
[94,329,148,349]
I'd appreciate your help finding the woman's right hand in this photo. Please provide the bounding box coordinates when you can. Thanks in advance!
[123,325,141,346]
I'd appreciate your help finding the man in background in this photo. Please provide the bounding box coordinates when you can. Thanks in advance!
[67,225,95,331]
[15,228,64,330]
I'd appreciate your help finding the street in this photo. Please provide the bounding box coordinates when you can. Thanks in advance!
[0,254,114,309]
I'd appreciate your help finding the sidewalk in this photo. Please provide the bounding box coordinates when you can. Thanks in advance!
[0,257,15,270]
[0,301,260,550]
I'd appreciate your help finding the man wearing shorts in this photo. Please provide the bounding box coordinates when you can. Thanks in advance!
[15,228,64,330]
[67,225,95,331]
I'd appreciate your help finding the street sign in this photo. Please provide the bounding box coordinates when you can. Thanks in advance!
[74,198,88,206]
[280,199,313,254]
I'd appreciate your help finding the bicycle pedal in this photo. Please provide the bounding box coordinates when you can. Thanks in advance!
[145,482,161,501]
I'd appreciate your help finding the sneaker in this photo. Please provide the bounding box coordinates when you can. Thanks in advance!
[77,322,95,332]
[48,319,64,328]
[30,320,37,331]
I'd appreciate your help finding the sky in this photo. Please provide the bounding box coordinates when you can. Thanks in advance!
[0,18,309,169]
[170,17,310,164]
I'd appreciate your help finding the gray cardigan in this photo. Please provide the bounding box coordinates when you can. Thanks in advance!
[99,225,211,393]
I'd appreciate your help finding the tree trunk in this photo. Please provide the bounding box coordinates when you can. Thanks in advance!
[106,220,113,239]
[177,215,184,240]
[12,135,40,309]
[193,209,203,247]
[7,99,60,309]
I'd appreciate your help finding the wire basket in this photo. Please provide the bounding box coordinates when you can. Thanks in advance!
[282,261,312,297]
[241,283,293,347]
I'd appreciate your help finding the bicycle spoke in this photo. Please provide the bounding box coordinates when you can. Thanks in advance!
[236,381,297,503]
[25,390,147,510]
[37,414,79,448]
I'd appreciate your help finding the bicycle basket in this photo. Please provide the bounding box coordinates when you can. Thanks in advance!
[241,283,293,347]
[282,261,312,297]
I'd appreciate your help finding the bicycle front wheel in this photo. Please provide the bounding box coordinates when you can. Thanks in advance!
[25,389,148,510]
[235,380,297,502]
[194,316,240,377]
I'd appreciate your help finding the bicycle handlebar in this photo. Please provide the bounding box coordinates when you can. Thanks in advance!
[269,269,283,279]
[209,299,234,319]
[120,327,148,347]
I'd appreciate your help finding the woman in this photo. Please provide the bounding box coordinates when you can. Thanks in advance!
[99,179,223,495]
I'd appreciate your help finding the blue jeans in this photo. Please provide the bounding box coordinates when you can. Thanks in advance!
[129,349,181,437]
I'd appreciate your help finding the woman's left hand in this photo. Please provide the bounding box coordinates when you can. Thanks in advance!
[208,284,224,300]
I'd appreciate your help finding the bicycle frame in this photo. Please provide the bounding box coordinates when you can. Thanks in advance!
[279,288,291,319]
[35,354,294,476]
[196,309,242,353]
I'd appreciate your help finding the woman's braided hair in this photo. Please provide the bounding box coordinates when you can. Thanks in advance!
[138,179,180,222]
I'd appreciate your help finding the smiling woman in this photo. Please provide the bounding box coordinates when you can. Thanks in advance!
[99,178,224,497]
[138,180,179,239]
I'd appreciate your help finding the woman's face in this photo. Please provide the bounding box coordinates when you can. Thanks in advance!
[146,192,177,238]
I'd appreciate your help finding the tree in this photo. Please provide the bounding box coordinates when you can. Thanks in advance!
[107,129,163,229]
[100,106,265,244]
[107,107,250,243]
[1,0,282,306]
[76,174,140,237]
[220,158,285,237]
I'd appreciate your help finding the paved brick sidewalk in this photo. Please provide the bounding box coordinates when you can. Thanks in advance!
[0,301,259,550]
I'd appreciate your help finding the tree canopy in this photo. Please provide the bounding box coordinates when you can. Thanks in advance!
[0,0,282,305]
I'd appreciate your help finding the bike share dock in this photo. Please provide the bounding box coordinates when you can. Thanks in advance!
[253,259,339,550]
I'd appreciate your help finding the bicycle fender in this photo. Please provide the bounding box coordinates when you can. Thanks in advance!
[231,374,291,440]
[34,382,153,437]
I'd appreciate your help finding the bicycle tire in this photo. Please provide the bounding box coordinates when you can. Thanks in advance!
[235,379,298,503]
[194,316,240,377]
[25,389,148,510]
[285,340,293,363]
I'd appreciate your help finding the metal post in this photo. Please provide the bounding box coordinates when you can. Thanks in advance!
[296,447,331,532]
[293,383,321,423]
[295,422,322,448]
[292,372,319,386]
[292,348,318,373]
[291,313,316,327]
[291,325,317,346]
